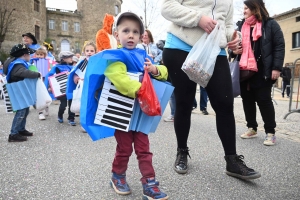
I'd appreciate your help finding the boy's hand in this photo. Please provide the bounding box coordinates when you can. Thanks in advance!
[144,58,158,75]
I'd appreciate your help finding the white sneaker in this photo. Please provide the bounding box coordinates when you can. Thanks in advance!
[240,128,257,139]
[263,133,276,146]
[164,115,174,122]
[44,107,49,116]
[39,113,46,120]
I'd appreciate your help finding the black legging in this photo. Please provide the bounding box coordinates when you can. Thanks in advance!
[163,48,236,155]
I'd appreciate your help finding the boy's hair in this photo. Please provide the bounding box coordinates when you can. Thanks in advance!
[83,41,96,53]
[35,48,47,57]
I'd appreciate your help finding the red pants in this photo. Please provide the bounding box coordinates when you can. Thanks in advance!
[112,130,155,184]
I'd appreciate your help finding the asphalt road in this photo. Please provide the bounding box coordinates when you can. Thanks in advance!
[0,94,299,200]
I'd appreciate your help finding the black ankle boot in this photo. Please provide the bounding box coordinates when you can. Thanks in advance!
[174,147,191,174]
[224,155,261,180]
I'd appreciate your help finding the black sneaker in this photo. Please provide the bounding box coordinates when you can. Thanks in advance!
[19,130,33,136]
[224,155,261,180]
[8,134,27,142]
[174,147,191,174]
[201,109,209,115]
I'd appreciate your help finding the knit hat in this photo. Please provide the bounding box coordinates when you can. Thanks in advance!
[22,33,38,44]
[58,51,74,61]
[10,43,35,58]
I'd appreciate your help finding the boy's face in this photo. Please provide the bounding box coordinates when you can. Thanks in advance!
[115,18,142,49]
[36,53,46,59]
[63,57,73,64]
[23,54,31,62]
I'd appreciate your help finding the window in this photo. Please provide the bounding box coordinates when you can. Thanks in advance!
[35,25,40,41]
[62,21,68,31]
[34,0,40,12]
[49,20,55,30]
[75,42,80,53]
[74,22,80,32]
[296,16,300,22]
[115,5,119,16]
[292,32,300,48]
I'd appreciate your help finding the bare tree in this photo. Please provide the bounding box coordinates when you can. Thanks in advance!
[0,0,16,50]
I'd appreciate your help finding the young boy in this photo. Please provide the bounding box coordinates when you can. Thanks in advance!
[44,51,76,125]
[104,12,168,200]
[3,44,41,142]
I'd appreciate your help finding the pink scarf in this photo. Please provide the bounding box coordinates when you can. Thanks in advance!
[239,15,262,71]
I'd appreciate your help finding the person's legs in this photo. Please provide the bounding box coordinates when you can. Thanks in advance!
[19,107,30,131]
[282,81,287,97]
[240,81,258,131]
[170,92,176,116]
[111,130,134,195]
[199,86,208,111]
[67,99,76,126]
[254,86,276,134]
[205,56,236,155]
[163,48,196,174]
[193,98,197,109]
[286,80,291,97]
[9,107,29,142]
[57,96,67,119]
[163,48,196,148]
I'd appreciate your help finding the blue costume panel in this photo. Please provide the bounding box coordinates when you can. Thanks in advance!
[80,48,174,141]
[66,59,85,100]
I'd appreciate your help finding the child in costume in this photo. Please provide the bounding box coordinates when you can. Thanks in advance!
[44,51,76,125]
[103,12,169,199]
[3,44,41,142]
[33,48,50,120]
[66,42,96,132]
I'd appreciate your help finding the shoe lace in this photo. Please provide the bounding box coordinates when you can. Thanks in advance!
[177,148,191,164]
[235,155,251,171]
[119,178,126,185]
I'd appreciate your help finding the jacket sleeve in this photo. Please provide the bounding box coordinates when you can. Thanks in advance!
[152,65,168,81]
[104,61,141,98]
[161,0,204,28]
[224,2,234,42]
[11,64,40,79]
[271,20,285,72]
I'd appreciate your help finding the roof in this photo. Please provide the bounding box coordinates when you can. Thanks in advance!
[273,7,300,18]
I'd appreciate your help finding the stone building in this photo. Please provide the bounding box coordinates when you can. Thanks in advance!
[274,7,300,88]
[2,0,122,55]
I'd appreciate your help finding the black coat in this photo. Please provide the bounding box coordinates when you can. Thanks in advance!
[237,18,285,80]
[3,58,40,83]
[281,67,292,82]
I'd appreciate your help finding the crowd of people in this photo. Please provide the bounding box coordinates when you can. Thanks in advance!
[0,0,287,199]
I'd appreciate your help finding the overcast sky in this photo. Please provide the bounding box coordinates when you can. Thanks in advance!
[46,0,300,40]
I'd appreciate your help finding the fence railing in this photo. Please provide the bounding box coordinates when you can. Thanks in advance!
[284,57,300,119]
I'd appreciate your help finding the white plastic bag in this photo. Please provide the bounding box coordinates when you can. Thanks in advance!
[70,80,83,113]
[36,78,52,110]
[182,23,222,87]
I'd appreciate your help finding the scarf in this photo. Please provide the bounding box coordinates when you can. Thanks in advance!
[239,15,262,71]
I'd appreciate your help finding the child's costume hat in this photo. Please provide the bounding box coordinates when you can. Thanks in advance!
[58,51,74,61]
[10,43,35,57]
[115,12,145,34]
[22,33,38,44]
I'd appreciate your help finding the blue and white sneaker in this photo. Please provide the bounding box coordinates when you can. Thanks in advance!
[57,117,63,123]
[110,173,131,195]
[68,120,76,126]
[142,178,169,200]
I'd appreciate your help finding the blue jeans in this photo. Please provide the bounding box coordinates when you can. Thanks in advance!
[194,86,208,110]
[169,92,176,116]
[10,107,30,135]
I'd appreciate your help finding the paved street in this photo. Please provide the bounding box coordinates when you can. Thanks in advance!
[0,89,299,200]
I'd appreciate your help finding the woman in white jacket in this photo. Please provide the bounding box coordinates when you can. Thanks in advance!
[161,0,261,180]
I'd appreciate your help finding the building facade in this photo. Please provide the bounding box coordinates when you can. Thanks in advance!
[274,7,300,78]
[2,0,122,55]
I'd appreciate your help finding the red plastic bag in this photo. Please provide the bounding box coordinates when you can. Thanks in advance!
[137,70,161,116]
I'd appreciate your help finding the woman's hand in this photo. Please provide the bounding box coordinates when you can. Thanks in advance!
[198,16,217,34]
[271,70,281,80]
[144,58,158,75]
[228,31,240,51]
[233,45,243,55]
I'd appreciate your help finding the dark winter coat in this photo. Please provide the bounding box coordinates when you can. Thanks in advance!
[237,18,285,80]
[281,67,292,82]
[3,58,40,83]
